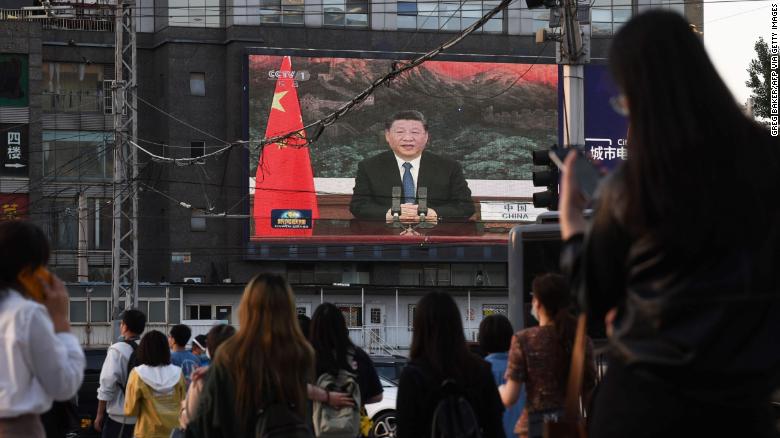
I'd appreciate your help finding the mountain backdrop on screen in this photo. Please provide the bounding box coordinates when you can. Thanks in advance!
[248,55,558,181]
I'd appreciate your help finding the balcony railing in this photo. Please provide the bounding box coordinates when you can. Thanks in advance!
[0,7,114,32]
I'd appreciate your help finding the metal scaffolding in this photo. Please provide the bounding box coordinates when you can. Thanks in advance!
[110,0,138,321]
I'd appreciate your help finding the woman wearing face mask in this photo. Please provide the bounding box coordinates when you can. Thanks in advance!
[498,273,597,438]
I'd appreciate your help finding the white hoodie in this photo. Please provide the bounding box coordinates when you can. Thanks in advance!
[134,364,182,395]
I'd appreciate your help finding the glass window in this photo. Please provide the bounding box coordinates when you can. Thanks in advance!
[88,198,112,250]
[45,197,78,251]
[70,300,87,323]
[148,301,166,323]
[91,300,110,322]
[42,131,114,180]
[191,215,207,232]
[398,0,504,32]
[186,305,213,320]
[323,0,368,26]
[169,300,181,323]
[189,72,205,96]
[188,304,199,320]
[370,308,381,324]
[168,0,221,27]
[338,305,362,327]
[588,0,632,35]
[42,63,105,113]
[191,141,206,159]
[259,0,314,25]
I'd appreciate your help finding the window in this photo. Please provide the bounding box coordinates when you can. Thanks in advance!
[423,264,451,286]
[591,0,631,35]
[529,8,550,33]
[637,0,683,15]
[69,300,87,323]
[324,0,369,26]
[397,0,503,32]
[89,198,112,250]
[260,0,305,24]
[190,141,206,161]
[370,308,381,324]
[169,288,181,324]
[187,305,213,320]
[190,214,207,232]
[338,305,363,327]
[42,131,114,180]
[134,301,164,323]
[42,63,106,113]
[215,305,233,322]
[189,72,205,96]
[169,0,221,27]
[399,264,422,285]
[103,80,113,115]
[46,197,78,251]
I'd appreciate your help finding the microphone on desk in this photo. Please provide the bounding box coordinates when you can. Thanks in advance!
[417,187,434,229]
[391,186,402,228]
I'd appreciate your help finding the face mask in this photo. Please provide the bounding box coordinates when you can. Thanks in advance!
[530,304,539,322]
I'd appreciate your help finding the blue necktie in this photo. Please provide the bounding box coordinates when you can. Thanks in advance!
[402,162,415,204]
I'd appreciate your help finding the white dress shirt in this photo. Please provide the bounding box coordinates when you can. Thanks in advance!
[0,289,86,418]
[393,154,422,198]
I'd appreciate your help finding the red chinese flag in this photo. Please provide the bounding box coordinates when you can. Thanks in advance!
[253,56,319,237]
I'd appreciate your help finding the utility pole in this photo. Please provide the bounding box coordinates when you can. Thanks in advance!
[559,0,589,147]
[111,0,139,333]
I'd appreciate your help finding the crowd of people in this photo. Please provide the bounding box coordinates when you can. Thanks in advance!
[1,9,779,438]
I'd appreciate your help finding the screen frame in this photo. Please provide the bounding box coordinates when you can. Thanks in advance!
[242,47,558,257]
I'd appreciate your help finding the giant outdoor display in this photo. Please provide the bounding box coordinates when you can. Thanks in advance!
[246,51,558,242]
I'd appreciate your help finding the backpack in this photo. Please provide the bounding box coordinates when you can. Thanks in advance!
[255,402,314,438]
[430,379,482,438]
[312,354,362,438]
[119,339,139,393]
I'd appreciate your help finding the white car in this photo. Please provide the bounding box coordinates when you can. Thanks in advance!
[365,377,398,438]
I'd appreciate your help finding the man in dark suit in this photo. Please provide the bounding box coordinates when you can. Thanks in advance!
[350,110,475,223]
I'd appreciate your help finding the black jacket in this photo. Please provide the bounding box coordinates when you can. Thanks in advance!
[563,168,780,399]
[396,357,505,438]
[349,150,475,220]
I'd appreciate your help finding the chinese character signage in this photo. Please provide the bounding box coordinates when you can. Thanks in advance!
[558,65,629,170]
[0,124,28,176]
[0,54,29,107]
[0,193,28,221]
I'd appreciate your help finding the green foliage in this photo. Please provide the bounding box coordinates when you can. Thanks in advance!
[746,37,772,119]
[463,136,543,179]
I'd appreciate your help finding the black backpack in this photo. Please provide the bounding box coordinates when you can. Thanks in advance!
[119,338,139,393]
[255,402,314,438]
[430,379,482,438]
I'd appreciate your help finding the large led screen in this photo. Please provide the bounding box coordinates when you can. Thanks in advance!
[246,51,558,242]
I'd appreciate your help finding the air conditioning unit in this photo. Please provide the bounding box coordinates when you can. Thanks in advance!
[183,277,203,284]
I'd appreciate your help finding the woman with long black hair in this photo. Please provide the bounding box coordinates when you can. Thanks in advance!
[308,303,382,437]
[396,291,504,438]
[559,10,780,438]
